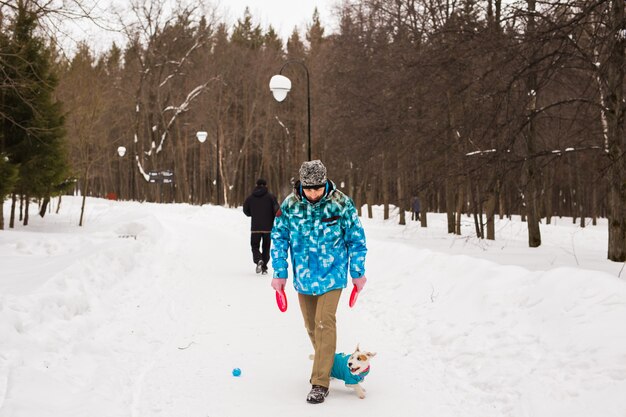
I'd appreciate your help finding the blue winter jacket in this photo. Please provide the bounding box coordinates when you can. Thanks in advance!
[331,353,370,385]
[271,181,367,295]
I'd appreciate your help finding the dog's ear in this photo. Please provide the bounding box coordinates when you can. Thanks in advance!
[366,351,377,358]
[355,344,360,352]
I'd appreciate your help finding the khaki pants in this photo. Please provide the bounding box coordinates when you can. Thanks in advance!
[298,289,342,388]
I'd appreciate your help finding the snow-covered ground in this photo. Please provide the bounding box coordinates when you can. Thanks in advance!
[1,196,625,417]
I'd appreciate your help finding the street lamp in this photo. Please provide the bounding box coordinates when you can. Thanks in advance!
[116,146,127,199]
[269,75,291,102]
[195,129,221,205]
[196,130,208,143]
[269,60,312,161]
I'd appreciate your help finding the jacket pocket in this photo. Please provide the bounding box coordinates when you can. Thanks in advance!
[322,220,342,244]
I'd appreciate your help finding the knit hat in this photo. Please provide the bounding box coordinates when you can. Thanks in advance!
[256,178,267,186]
[299,160,327,188]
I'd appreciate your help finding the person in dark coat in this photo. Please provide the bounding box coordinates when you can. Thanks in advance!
[411,196,421,221]
[243,178,279,274]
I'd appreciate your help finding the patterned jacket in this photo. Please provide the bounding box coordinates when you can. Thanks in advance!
[271,181,367,295]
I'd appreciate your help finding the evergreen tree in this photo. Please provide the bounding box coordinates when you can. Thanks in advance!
[3,1,69,222]
[306,8,325,55]
[231,7,263,50]
[264,25,283,52]
[287,29,306,59]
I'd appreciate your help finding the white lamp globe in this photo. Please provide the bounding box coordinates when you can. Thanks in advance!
[269,74,292,102]
[196,131,208,143]
[117,146,126,157]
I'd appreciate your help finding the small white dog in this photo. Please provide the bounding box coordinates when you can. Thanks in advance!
[311,344,376,399]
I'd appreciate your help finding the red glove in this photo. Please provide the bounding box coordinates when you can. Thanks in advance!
[352,276,367,292]
[271,278,286,291]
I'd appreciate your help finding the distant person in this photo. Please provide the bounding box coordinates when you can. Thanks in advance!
[243,178,279,275]
[411,196,420,221]
[271,160,368,404]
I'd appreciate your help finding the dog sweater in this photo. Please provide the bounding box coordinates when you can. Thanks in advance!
[331,353,370,385]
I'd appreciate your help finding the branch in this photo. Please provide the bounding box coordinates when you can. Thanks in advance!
[155,80,220,154]
[465,145,604,162]
[158,38,203,88]
[534,97,608,114]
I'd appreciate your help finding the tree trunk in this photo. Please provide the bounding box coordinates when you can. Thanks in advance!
[348,162,355,202]
[367,182,374,219]
[39,196,50,218]
[544,168,553,225]
[397,176,405,225]
[580,183,586,228]
[570,154,577,223]
[382,156,389,220]
[217,128,224,206]
[445,91,457,234]
[23,196,29,226]
[446,175,456,233]
[485,192,497,240]
[455,184,464,235]
[498,187,505,219]
[79,173,90,227]
[355,181,363,217]
[606,0,626,261]
[9,193,16,228]
[524,0,541,248]
[592,186,598,226]
[477,186,485,238]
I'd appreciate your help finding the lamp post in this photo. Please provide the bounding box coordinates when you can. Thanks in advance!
[196,130,209,205]
[195,129,221,205]
[117,146,126,199]
[269,60,312,161]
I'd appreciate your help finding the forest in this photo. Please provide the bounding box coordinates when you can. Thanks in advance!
[1,0,626,261]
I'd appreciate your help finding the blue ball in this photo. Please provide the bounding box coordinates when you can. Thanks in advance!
[232,368,241,377]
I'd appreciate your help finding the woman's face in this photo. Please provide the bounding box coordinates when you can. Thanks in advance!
[303,185,325,202]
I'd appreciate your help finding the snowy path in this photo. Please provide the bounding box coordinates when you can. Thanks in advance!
[1,197,626,417]
[116,207,432,416]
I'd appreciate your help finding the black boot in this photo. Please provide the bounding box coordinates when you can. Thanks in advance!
[306,385,329,404]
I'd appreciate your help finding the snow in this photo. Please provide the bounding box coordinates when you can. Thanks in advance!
[1,196,625,417]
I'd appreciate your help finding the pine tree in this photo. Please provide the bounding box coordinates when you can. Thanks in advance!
[0,5,19,209]
[306,8,325,55]
[3,1,69,223]
[231,7,263,50]
[264,26,283,52]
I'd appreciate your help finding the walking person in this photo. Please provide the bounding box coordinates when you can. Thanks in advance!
[270,160,368,404]
[243,178,279,275]
[411,195,421,221]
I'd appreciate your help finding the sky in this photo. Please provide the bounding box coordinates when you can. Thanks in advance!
[58,0,340,55]
[1,196,625,416]
[223,0,339,40]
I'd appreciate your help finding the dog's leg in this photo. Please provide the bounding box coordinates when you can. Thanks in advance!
[346,384,366,399]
